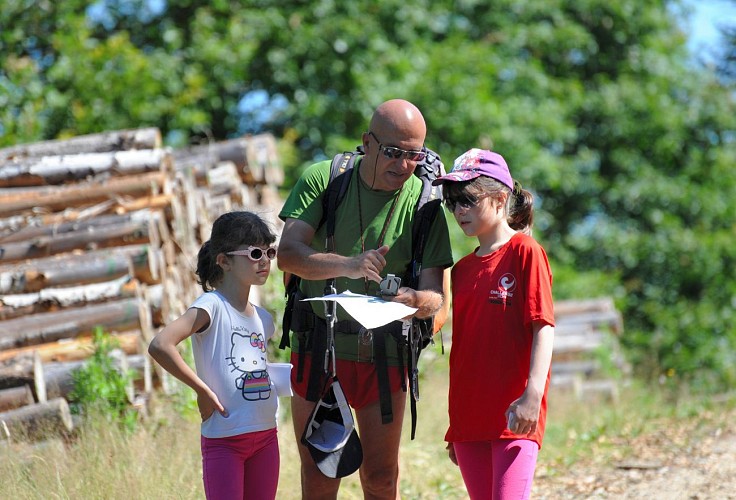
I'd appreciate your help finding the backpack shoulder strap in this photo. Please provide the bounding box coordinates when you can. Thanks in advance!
[318,151,360,248]
[281,151,359,350]
[407,148,446,288]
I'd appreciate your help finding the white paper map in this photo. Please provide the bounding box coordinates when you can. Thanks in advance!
[302,290,417,329]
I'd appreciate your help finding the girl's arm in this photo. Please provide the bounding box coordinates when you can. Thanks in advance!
[505,321,554,435]
[148,308,226,419]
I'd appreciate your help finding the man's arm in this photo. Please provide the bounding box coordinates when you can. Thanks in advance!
[433,267,452,332]
[277,218,390,283]
[392,266,446,319]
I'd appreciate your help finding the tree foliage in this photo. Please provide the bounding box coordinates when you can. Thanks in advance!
[2,0,735,391]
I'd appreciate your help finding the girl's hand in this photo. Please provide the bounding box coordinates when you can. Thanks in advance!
[505,389,542,436]
[197,387,227,421]
[446,442,458,466]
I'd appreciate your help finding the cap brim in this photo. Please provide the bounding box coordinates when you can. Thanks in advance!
[431,170,482,185]
[307,427,363,478]
[302,379,363,478]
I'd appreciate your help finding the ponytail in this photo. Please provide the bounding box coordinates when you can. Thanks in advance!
[508,180,534,235]
[196,240,223,292]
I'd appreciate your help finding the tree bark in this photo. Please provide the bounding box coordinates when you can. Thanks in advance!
[0,128,161,162]
[0,384,34,412]
[0,244,160,294]
[0,331,140,364]
[38,352,145,401]
[0,171,166,216]
[0,297,151,350]
[0,276,138,321]
[0,149,170,187]
[171,133,283,186]
[0,211,163,264]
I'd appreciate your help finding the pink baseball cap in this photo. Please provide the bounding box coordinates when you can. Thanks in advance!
[432,148,513,190]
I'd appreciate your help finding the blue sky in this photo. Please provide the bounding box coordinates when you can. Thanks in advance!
[684,0,736,61]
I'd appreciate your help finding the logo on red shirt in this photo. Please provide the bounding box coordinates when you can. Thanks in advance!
[489,273,516,304]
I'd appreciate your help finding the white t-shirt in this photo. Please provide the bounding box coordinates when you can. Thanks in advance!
[189,291,278,438]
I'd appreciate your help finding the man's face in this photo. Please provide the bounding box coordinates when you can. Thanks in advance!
[362,130,426,191]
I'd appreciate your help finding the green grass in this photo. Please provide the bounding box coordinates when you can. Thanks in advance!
[2,349,733,499]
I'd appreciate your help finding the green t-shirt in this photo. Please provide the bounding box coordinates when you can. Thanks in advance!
[279,158,454,361]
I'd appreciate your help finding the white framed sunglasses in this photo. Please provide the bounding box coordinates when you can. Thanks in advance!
[227,246,277,261]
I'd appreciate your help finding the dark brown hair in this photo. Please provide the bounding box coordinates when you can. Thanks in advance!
[443,177,534,235]
[196,211,277,291]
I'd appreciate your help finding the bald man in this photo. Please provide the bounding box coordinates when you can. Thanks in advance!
[278,99,453,499]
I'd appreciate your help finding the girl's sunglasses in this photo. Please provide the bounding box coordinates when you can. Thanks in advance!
[443,194,489,212]
[368,131,427,162]
[227,246,277,261]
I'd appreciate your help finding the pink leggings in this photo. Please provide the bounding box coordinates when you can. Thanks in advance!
[201,428,279,500]
[453,439,539,500]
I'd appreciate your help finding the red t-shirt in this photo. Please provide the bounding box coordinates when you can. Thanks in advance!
[445,232,554,448]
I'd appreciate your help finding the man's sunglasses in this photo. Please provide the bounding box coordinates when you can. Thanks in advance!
[443,194,490,212]
[368,131,427,162]
[227,246,277,261]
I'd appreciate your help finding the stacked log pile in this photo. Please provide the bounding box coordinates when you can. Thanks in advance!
[552,297,629,401]
[0,128,284,442]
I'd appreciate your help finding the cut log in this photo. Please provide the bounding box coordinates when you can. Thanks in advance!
[0,194,174,243]
[0,385,34,412]
[0,200,113,241]
[0,397,73,441]
[0,244,160,293]
[0,149,170,187]
[171,133,283,186]
[0,209,160,245]
[0,353,34,390]
[0,275,136,320]
[552,330,606,355]
[0,331,140,364]
[0,171,165,216]
[555,310,623,335]
[0,212,160,263]
[39,352,145,401]
[34,351,46,403]
[244,133,284,186]
[0,127,161,162]
[0,297,149,350]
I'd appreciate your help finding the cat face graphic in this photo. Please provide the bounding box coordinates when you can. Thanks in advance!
[227,331,266,374]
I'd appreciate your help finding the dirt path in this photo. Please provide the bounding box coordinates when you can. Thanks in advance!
[534,414,736,499]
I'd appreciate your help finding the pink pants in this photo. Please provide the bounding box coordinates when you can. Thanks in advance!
[453,439,539,500]
[200,428,279,500]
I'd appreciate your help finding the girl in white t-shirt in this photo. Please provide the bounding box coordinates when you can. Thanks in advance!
[149,211,282,499]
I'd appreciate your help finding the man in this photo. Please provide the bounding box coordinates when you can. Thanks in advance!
[278,98,453,499]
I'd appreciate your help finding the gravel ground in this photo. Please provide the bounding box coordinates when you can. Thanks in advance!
[534,412,736,499]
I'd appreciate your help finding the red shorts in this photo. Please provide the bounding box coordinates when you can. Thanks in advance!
[290,353,407,410]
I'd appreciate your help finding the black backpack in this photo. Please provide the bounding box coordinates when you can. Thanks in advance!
[281,145,446,438]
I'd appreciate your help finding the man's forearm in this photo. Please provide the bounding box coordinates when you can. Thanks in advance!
[414,289,444,319]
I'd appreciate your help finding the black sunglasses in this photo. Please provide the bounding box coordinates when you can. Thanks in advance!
[368,131,427,162]
[443,193,490,212]
[227,246,277,261]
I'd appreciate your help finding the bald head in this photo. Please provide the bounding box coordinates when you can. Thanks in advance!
[360,99,428,191]
[369,99,426,148]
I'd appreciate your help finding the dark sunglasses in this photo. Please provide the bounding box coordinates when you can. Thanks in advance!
[227,246,277,261]
[443,193,490,212]
[368,131,427,162]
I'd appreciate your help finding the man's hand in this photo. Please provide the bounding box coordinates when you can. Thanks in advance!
[346,245,390,283]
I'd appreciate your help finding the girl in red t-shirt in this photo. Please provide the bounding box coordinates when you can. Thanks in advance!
[433,149,555,499]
